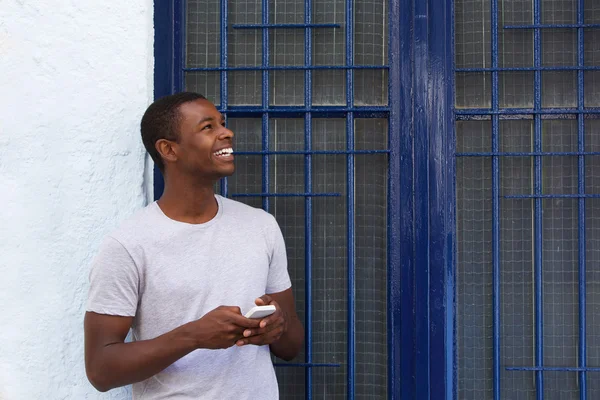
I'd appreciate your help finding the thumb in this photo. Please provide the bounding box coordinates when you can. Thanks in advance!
[255,295,271,306]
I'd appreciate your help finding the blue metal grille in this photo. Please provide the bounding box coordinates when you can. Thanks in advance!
[179,0,392,398]
[455,0,600,398]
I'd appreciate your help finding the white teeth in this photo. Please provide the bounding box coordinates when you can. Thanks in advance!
[214,148,233,156]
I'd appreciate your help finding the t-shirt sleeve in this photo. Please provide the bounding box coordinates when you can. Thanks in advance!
[86,236,139,317]
[265,215,292,294]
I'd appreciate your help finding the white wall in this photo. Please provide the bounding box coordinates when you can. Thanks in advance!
[0,1,154,398]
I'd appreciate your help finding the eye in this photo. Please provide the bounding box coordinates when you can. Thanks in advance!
[202,124,212,131]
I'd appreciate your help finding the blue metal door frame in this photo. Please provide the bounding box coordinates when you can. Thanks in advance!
[153,0,456,398]
[391,0,456,398]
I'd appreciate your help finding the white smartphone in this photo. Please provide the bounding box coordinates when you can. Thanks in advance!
[244,305,276,319]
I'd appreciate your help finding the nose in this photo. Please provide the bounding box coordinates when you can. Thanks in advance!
[218,125,234,140]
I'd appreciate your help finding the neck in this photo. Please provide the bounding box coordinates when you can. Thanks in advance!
[157,171,219,224]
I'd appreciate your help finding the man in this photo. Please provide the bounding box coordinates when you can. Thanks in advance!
[84,92,304,399]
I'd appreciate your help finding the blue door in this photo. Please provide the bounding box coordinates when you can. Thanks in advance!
[155,0,396,398]
[153,0,600,398]
[455,0,600,399]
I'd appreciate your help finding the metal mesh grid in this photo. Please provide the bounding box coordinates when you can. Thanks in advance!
[542,30,577,107]
[226,118,263,209]
[542,0,576,23]
[312,0,346,105]
[186,0,220,67]
[542,198,579,399]
[457,154,494,400]
[499,121,535,399]
[586,197,600,399]
[455,0,491,108]
[185,0,221,104]
[354,0,388,106]
[584,29,600,107]
[228,0,262,105]
[499,196,536,400]
[269,0,305,106]
[499,72,534,108]
[457,121,493,400]
[268,119,307,398]
[499,0,533,68]
[355,119,388,399]
[270,120,305,193]
[312,120,348,399]
[456,72,492,108]
[585,118,600,399]
[456,0,600,397]
[455,0,491,68]
[498,0,534,108]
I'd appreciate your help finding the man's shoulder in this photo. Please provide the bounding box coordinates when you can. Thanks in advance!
[219,195,276,225]
[106,202,160,245]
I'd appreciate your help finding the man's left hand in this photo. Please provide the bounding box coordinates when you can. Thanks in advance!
[236,295,288,346]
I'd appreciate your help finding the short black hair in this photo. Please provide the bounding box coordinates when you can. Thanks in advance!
[140,92,207,171]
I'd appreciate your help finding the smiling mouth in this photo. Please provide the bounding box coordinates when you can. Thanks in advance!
[213,147,234,159]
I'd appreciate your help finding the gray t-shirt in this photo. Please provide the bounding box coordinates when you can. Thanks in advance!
[86,195,292,399]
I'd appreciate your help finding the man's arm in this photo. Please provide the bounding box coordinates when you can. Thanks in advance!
[84,306,260,392]
[236,289,304,361]
[265,289,304,360]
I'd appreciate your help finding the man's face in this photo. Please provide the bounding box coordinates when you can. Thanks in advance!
[173,99,235,180]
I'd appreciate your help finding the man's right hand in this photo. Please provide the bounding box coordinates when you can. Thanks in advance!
[190,306,261,349]
[84,306,260,392]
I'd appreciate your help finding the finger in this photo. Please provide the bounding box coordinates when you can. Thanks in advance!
[238,336,264,346]
[255,294,273,306]
[259,307,283,328]
[227,312,262,328]
[223,306,242,314]
[243,320,281,337]
[238,328,283,346]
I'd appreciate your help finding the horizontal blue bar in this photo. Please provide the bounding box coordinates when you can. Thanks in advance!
[455,108,600,115]
[507,367,600,372]
[224,111,390,119]
[232,23,341,29]
[456,151,600,157]
[218,106,390,114]
[456,115,600,122]
[505,194,600,199]
[273,363,342,368]
[231,192,341,197]
[233,150,390,155]
[504,24,600,29]
[457,66,600,72]
[184,65,388,72]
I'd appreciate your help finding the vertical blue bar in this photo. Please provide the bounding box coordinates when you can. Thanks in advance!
[413,0,430,398]
[345,0,355,396]
[533,0,544,397]
[428,0,455,398]
[388,0,407,396]
[220,0,229,198]
[304,0,313,397]
[154,0,185,200]
[490,0,501,398]
[261,0,270,212]
[577,0,587,398]
[446,0,457,395]
[174,0,185,93]
[152,0,176,199]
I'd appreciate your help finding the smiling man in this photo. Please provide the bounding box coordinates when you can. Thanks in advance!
[84,92,304,399]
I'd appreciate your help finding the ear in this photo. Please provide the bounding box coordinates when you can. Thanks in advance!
[155,139,179,166]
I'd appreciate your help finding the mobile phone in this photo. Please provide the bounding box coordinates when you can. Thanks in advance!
[244,305,276,319]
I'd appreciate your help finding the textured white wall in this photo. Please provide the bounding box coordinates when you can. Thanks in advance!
[0,1,154,398]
